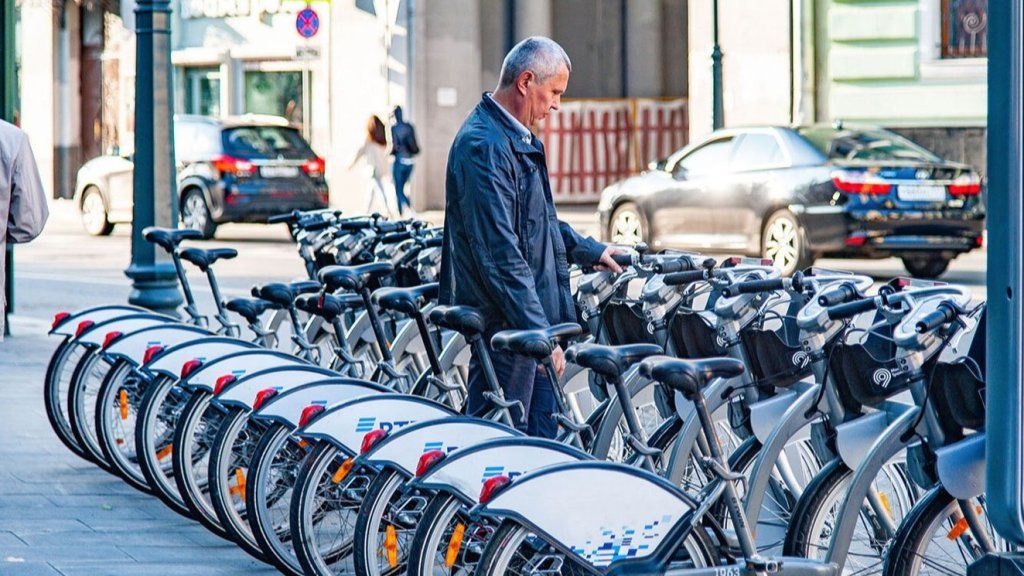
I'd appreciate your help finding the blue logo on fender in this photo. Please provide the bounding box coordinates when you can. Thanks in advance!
[423,442,460,454]
[355,417,416,434]
[355,417,376,432]
[481,466,524,483]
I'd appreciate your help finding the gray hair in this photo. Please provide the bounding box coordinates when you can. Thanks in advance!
[497,36,572,89]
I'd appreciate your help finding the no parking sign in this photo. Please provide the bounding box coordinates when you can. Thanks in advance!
[296,5,319,39]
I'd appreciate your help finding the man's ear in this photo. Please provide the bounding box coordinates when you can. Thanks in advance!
[517,71,534,95]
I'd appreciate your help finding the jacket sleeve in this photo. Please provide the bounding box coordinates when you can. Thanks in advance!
[558,220,606,266]
[457,138,549,330]
[7,133,49,243]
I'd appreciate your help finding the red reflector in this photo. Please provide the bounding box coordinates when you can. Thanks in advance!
[143,345,165,364]
[180,359,203,379]
[974,235,984,248]
[102,331,123,349]
[75,320,95,338]
[479,475,511,504]
[360,429,388,454]
[213,374,237,395]
[416,450,446,477]
[832,170,892,195]
[298,404,325,428]
[845,235,867,247]
[52,311,71,330]
[253,388,279,411]
[302,157,326,177]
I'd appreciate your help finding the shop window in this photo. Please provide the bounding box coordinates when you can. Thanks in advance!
[941,0,987,58]
[244,71,304,128]
[184,67,221,117]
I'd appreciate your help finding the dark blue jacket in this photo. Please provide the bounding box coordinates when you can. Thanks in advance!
[439,94,606,332]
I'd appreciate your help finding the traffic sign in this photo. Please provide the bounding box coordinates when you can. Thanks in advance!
[296,6,319,39]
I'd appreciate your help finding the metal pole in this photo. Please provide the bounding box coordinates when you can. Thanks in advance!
[124,0,183,313]
[1,0,14,336]
[711,0,724,130]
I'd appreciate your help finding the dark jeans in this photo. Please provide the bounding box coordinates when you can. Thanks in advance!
[466,346,558,439]
[392,161,413,215]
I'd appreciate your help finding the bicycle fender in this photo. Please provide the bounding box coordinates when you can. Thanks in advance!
[936,432,986,499]
[252,378,387,428]
[50,304,154,336]
[102,324,211,365]
[215,365,337,410]
[359,417,517,477]
[143,337,257,379]
[183,350,307,392]
[835,400,914,471]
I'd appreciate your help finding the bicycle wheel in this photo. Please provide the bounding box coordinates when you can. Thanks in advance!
[208,407,270,560]
[353,469,424,576]
[136,375,194,517]
[247,424,310,576]
[405,493,497,576]
[588,376,676,466]
[171,391,231,539]
[291,442,374,576]
[94,359,153,492]
[885,488,1011,576]
[67,348,117,469]
[784,458,917,575]
[474,518,717,576]
[44,338,92,460]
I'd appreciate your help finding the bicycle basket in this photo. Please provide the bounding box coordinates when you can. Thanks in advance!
[829,319,904,412]
[739,295,813,391]
[669,310,726,358]
[600,301,656,345]
[932,309,986,432]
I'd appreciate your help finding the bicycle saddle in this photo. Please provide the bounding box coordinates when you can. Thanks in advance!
[490,324,583,360]
[178,247,238,272]
[318,262,395,292]
[428,305,486,338]
[252,281,321,308]
[566,343,663,379]
[639,356,745,398]
[143,227,203,252]
[295,293,364,321]
[225,298,277,324]
[372,283,439,316]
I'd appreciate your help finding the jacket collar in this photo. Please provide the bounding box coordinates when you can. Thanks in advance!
[479,93,540,155]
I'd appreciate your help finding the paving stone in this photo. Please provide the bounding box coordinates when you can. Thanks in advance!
[0,560,63,576]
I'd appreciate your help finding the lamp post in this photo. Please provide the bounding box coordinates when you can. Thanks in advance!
[711,0,724,130]
[124,0,182,313]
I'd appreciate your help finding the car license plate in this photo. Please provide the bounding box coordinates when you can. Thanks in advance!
[260,166,299,178]
[897,184,945,202]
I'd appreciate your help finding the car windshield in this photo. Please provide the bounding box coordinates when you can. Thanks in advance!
[222,126,314,159]
[798,126,941,162]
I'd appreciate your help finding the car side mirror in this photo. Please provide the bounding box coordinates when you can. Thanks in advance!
[648,159,668,172]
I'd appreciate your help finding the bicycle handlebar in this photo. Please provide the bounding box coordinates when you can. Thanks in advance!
[915,302,961,334]
[817,283,860,306]
[826,297,878,320]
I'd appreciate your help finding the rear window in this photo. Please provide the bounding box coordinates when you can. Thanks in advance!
[222,126,314,159]
[797,126,940,163]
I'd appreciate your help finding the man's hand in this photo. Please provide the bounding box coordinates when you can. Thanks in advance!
[594,246,625,274]
[550,345,566,379]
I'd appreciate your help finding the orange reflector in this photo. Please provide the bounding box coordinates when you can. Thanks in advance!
[156,445,173,460]
[119,389,129,420]
[879,492,892,518]
[230,469,247,500]
[115,438,124,445]
[384,524,398,568]
[331,458,354,483]
[445,522,466,568]
[298,439,309,449]
[947,517,969,540]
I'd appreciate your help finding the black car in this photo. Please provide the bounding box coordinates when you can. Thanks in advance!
[74,114,330,238]
[597,124,985,278]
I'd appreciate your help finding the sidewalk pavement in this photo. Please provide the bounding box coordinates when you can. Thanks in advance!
[0,320,280,575]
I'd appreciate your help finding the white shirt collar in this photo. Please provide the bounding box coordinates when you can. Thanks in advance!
[486,93,533,144]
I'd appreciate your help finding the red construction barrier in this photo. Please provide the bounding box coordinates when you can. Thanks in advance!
[538,98,688,203]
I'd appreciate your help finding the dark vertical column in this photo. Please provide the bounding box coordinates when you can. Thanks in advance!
[1,0,15,335]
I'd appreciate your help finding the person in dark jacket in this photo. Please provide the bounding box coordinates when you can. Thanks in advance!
[390,106,419,216]
[439,37,623,437]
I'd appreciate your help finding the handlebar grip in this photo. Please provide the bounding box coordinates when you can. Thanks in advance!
[267,210,300,224]
[663,269,708,286]
[299,218,333,232]
[611,253,634,266]
[375,221,408,234]
[915,302,960,334]
[817,284,859,307]
[653,259,694,274]
[338,219,374,231]
[826,297,878,320]
[421,236,444,248]
[722,278,785,297]
[380,231,413,244]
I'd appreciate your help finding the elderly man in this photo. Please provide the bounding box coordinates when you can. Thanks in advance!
[439,37,622,438]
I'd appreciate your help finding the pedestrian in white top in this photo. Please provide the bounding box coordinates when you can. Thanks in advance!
[348,115,392,217]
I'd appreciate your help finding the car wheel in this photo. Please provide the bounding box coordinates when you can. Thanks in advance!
[762,209,812,276]
[901,256,950,279]
[608,203,647,246]
[81,187,114,236]
[181,189,216,239]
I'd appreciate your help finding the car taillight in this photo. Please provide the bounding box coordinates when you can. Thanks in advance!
[479,475,511,504]
[213,155,257,177]
[831,170,892,195]
[52,311,71,330]
[948,173,981,196]
[302,157,325,178]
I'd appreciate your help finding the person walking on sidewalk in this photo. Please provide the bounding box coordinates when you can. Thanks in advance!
[439,36,624,438]
[390,106,419,216]
[0,119,49,340]
[348,115,392,217]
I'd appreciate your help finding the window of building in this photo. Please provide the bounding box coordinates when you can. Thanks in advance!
[941,0,987,59]
[183,67,221,117]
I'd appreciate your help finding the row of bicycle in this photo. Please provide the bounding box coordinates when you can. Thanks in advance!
[43,208,1000,576]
